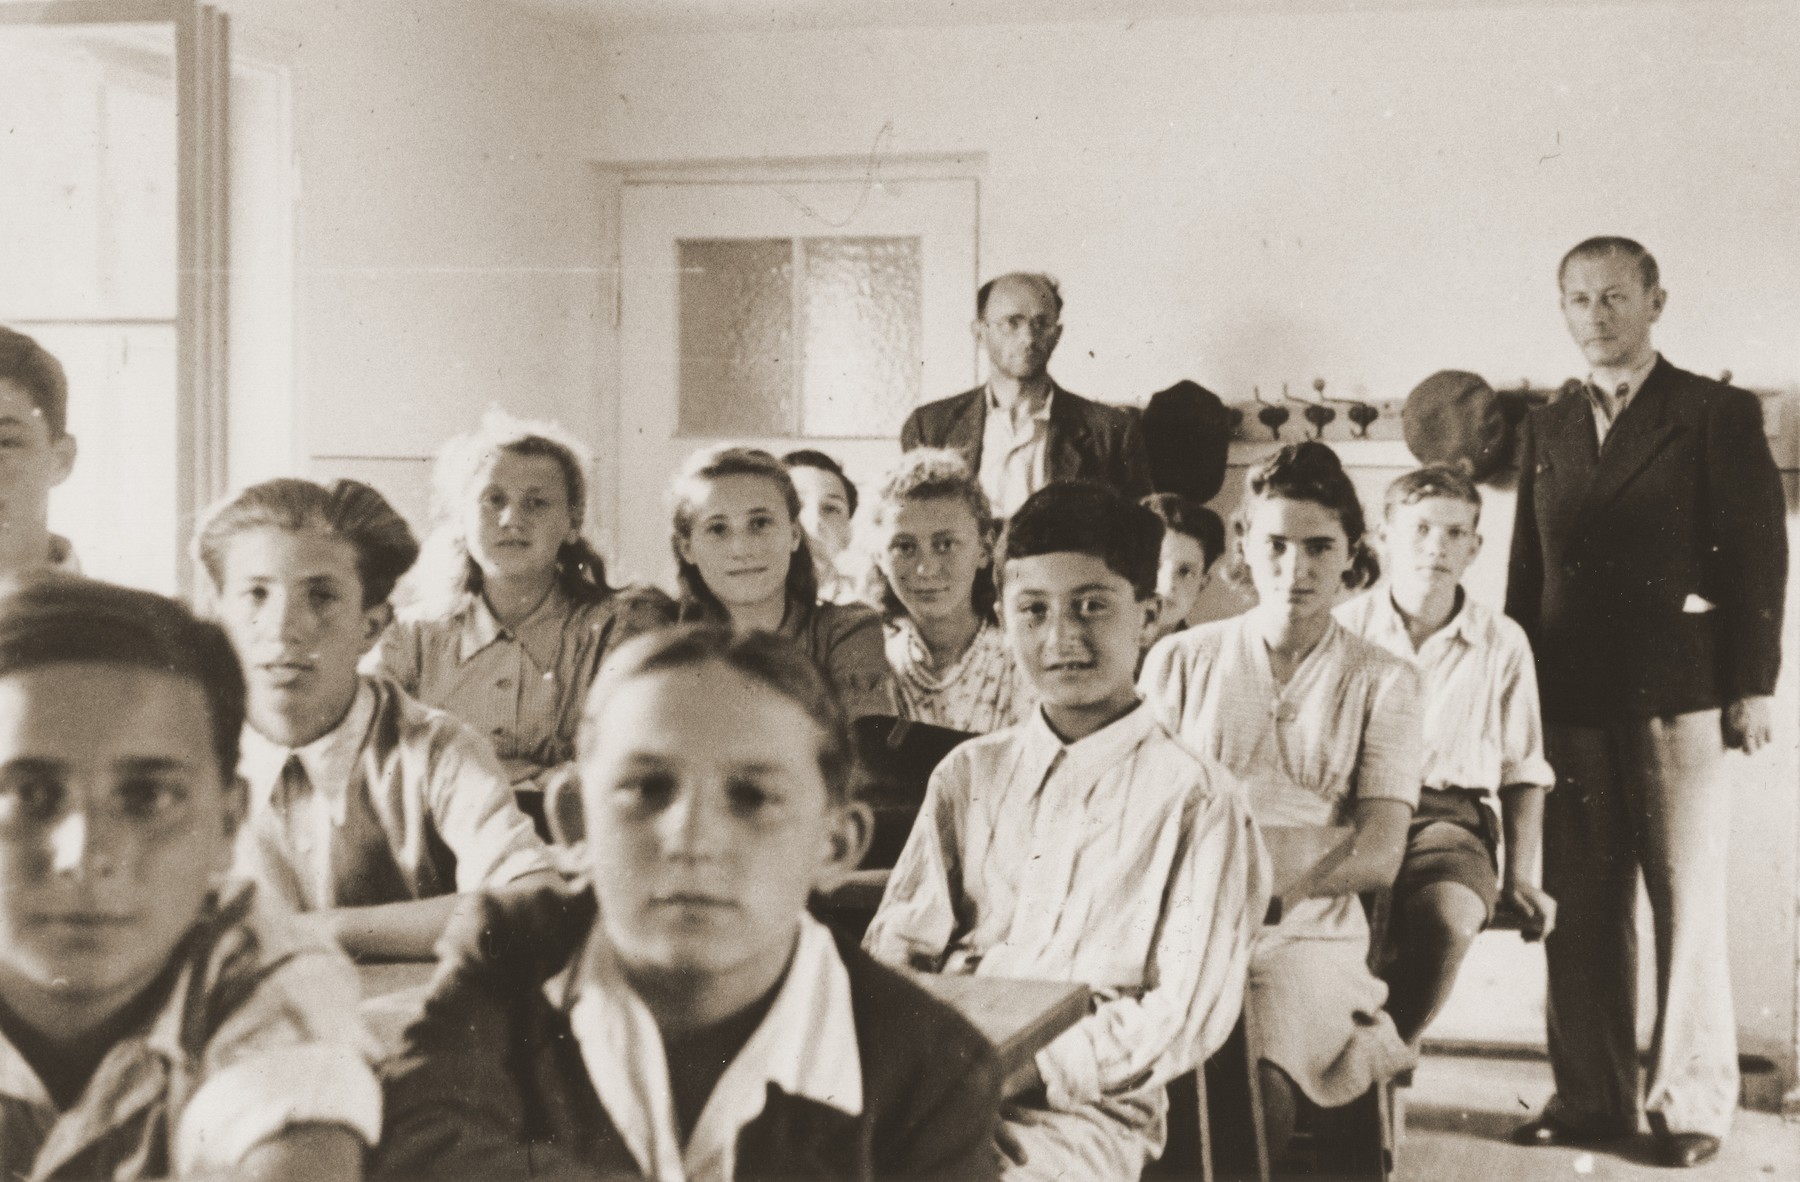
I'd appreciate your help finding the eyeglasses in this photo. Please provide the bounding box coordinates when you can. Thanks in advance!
[984,314,1060,337]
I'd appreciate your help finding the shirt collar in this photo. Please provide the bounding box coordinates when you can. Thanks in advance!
[1584,351,1659,415]
[239,681,377,822]
[1370,586,1474,651]
[0,881,251,1109]
[549,912,862,1180]
[985,380,1055,425]
[455,587,567,665]
[1020,696,1159,783]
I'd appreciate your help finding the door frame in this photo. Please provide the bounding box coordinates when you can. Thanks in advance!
[589,152,985,572]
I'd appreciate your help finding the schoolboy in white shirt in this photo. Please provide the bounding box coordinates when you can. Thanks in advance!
[866,481,1268,1180]
[198,477,557,961]
[1335,465,1557,1043]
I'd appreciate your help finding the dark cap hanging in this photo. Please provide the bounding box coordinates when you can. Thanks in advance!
[1402,370,1512,482]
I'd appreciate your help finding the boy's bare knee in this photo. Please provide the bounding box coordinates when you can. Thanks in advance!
[1406,882,1488,950]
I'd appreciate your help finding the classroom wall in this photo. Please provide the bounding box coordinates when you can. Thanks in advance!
[219,0,612,524]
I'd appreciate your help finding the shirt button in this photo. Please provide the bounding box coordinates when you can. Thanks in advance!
[497,677,514,689]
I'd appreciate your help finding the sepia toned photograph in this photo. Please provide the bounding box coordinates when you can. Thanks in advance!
[1,0,1797,1177]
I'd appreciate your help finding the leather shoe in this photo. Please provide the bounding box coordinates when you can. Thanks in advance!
[1654,1132,1721,1168]
[1511,1113,1628,1148]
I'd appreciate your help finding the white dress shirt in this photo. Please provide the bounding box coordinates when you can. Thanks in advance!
[978,383,1053,518]
[549,913,862,1182]
[865,702,1267,1128]
[1335,588,1556,807]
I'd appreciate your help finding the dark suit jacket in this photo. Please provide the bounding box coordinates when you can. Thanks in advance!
[900,382,1153,503]
[1505,357,1787,725]
[375,883,1002,1182]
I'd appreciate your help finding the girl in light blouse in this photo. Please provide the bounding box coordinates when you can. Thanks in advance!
[379,412,673,800]
[1139,441,1423,1167]
[669,445,895,720]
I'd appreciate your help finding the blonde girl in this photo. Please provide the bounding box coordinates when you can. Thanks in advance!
[866,448,1023,734]
[381,412,673,796]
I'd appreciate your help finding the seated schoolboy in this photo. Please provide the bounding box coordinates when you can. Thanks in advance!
[783,448,864,606]
[1334,465,1557,1044]
[197,478,558,961]
[0,573,380,1180]
[0,327,80,576]
[376,626,1003,1181]
[865,482,1269,1181]
[1141,492,1225,646]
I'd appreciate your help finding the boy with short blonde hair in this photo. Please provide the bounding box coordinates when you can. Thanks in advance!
[1335,464,1557,1044]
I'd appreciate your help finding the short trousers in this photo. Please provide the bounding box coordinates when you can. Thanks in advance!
[1392,787,1500,919]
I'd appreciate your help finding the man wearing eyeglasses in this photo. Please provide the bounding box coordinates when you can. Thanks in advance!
[900,272,1152,517]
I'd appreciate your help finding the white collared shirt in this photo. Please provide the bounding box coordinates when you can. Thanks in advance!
[238,684,378,910]
[866,702,1267,1125]
[548,913,862,1182]
[1583,351,1659,446]
[978,383,1053,518]
[1334,589,1555,804]
[235,677,553,912]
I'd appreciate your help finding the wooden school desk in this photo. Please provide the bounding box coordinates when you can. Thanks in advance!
[356,952,1089,1102]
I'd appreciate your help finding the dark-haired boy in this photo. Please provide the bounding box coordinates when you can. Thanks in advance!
[198,478,558,962]
[866,481,1268,1179]
[0,573,380,1180]
[1335,466,1556,1045]
[1141,492,1225,645]
[0,327,80,576]
[783,448,862,605]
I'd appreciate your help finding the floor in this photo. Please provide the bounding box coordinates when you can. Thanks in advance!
[1398,1053,1800,1182]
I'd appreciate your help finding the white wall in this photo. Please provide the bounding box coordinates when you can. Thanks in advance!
[588,0,1800,1093]
[591,2,1800,403]
[220,0,611,525]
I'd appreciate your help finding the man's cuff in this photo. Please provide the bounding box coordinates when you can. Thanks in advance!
[176,1043,383,1174]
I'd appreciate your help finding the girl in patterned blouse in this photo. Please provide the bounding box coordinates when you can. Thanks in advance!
[866,449,1024,734]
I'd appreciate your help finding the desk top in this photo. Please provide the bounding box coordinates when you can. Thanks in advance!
[357,957,1088,1100]
[1261,825,1358,924]
[906,972,1089,1096]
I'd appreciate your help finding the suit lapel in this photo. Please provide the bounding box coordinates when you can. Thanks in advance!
[1586,362,1681,506]
[1045,383,1092,483]
[1533,394,1600,511]
[942,388,986,474]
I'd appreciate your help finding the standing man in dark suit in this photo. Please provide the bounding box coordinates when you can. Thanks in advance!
[899,272,1151,516]
[1506,237,1787,1168]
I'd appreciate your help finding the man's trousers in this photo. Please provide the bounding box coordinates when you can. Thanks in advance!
[1541,711,1738,1139]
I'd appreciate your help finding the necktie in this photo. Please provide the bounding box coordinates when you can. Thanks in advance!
[275,754,331,909]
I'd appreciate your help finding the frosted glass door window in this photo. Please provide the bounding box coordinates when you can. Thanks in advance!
[802,237,922,439]
[617,177,977,586]
[675,235,923,440]
[677,239,795,436]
